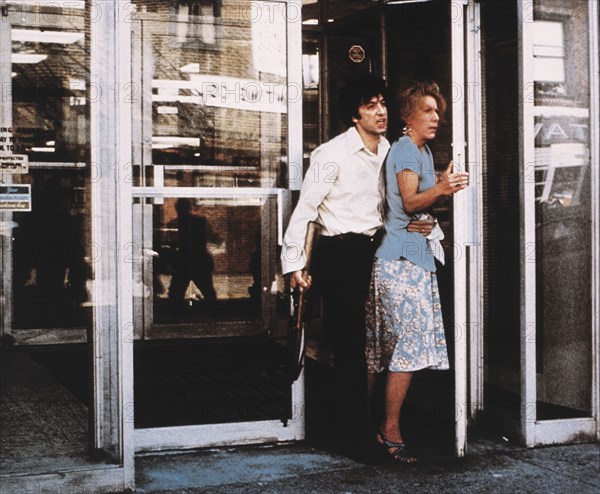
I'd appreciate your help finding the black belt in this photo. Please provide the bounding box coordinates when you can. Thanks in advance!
[322,230,383,243]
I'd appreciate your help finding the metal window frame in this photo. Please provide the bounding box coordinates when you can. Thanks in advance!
[0,8,14,340]
[588,0,599,442]
[518,0,537,448]
[89,0,135,488]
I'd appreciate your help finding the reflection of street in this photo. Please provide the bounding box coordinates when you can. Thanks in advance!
[150,200,265,323]
[156,273,254,301]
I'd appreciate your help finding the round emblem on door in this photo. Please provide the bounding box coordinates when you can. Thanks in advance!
[348,45,366,63]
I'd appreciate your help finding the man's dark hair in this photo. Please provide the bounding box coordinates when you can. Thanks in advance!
[338,73,388,127]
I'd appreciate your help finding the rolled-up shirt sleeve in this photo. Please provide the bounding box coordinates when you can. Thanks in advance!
[281,147,336,275]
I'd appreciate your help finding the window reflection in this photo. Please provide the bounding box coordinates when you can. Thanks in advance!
[169,0,222,47]
[532,0,592,417]
[533,20,565,95]
[133,0,289,187]
[152,199,263,323]
[7,3,91,329]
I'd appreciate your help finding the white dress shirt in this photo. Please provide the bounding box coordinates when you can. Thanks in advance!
[281,126,390,274]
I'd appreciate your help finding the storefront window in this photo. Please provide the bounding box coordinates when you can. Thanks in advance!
[4,2,90,329]
[532,0,593,418]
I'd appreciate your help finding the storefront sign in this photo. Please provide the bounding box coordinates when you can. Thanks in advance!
[0,155,29,174]
[0,185,32,211]
[153,75,289,114]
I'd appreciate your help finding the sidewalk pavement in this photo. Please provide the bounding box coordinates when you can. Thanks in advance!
[135,438,600,493]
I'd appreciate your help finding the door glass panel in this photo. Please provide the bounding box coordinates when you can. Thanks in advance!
[131,0,288,188]
[532,0,592,418]
[1,1,112,477]
[130,0,289,335]
[128,0,292,432]
[152,197,264,324]
[7,3,90,330]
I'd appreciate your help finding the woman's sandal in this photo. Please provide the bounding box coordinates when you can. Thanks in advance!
[377,431,418,464]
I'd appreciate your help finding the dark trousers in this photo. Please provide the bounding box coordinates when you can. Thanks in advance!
[169,259,217,304]
[316,232,380,431]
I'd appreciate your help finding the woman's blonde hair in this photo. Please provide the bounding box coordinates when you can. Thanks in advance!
[398,81,447,124]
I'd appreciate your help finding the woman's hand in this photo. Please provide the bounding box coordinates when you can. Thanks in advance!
[437,161,469,196]
[290,270,312,291]
[407,215,436,236]
[399,162,469,215]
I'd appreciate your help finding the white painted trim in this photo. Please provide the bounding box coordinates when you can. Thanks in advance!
[518,0,537,448]
[534,418,597,446]
[465,0,485,419]
[451,0,468,458]
[115,1,135,489]
[287,0,304,191]
[134,418,304,453]
[588,0,600,442]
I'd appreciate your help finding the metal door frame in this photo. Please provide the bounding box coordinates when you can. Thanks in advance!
[130,0,305,452]
[464,0,485,423]
[450,0,469,458]
[0,1,134,492]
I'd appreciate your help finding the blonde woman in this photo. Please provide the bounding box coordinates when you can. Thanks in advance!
[366,81,468,463]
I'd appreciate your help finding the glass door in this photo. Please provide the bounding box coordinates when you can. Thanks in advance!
[1,1,132,491]
[129,0,304,451]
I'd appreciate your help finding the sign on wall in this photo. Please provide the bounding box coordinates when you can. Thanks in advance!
[0,155,29,174]
[0,185,32,211]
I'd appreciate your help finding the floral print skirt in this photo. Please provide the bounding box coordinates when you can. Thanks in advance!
[365,257,449,373]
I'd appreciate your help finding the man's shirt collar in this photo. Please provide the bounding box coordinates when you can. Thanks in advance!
[346,125,387,156]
